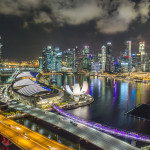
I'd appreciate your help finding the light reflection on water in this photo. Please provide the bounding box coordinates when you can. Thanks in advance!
[56,75,150,136]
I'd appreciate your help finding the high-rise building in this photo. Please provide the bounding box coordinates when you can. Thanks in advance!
[126,41,132,72]
[101,45,106,72]
[106,42,112,72]
[56,52,62,72]
[83,45,89,55]
[74,46,83,72]
[64,49,74,69]
[39,57,43,70]
[139,41,146,71]
[42,46,62,72]
[132,53,141,72]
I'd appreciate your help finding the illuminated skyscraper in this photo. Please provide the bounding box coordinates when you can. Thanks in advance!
[132,53,141,72]
[83,45,89,55]
[64,49,74,68]
[39,57,43,70]
[106,42,112,72]
[42,46,62,72]
[101,45,106,72]
[126,41,132,72]
[139,41,146,71]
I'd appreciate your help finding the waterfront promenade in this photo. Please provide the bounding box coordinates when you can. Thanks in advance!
[8,102,139,150]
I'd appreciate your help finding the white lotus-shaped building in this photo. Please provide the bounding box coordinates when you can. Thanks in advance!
[64,81,88,101]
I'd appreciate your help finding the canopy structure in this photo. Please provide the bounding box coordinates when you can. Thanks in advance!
[65,81,88,96]
[16,71,38,79]
[17,84,48,97]
[13,78,35,88]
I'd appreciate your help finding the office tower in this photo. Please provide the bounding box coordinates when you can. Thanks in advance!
[126,41,132,72]
[106,42,112,72]
[64,49,74,68]
[144,53,149,72]
[101,45,106,72]
[39,57,43,70]
[82,55,88,71]
[139,41,146,71]
[42,46,62,72]
[132,53,141,72]
[83,45,90,55]
[74,46,83,72]
[56,52,62,72]
[91,62,101,72]
[42,46,51,72]
[87,54,96,71]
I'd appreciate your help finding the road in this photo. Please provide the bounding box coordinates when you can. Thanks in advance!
[0,114,73,150]
[9,102,140,150]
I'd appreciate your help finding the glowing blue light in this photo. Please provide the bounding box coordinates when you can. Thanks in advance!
[42,87,51,92]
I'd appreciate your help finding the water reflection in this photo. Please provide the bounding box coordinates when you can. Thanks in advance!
[16,118,85,150]
[59,75,150,136]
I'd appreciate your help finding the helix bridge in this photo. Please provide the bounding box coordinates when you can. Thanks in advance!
[52,104,150,143]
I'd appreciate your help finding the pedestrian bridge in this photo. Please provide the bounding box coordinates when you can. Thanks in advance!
[52,104,150,143]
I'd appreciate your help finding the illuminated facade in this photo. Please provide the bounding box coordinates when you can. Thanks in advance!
[132,53,141,72]
[39,57,43,70]
[126,41,132,72]
[64,49,74,69]
[106,42,112,72]
[42,46,62,72]
[64,81,88,101]
[139,41,146,71]
[101,45,106,72]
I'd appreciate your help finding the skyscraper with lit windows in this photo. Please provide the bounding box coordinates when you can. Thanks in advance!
[101,45,106,72]
[139,41,146,71]
[106,42,112,72]
[42,46,62,72]
[126,41,132,72]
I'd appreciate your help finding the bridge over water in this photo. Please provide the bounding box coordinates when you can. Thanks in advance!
[52,104,150,143]
[8,102,139,150]
[0,114,72,150]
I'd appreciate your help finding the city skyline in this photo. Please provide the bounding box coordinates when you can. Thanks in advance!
[0,0,150,60]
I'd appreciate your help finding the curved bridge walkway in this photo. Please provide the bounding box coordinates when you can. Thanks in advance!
[52,105,150,143]
[9,102,139,150]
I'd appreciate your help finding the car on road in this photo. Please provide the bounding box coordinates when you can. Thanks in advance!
[70,120,78,126]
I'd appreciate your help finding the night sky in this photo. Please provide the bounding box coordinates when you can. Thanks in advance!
[0,0,150,61]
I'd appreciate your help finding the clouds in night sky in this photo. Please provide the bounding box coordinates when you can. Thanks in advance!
[0,0,150,34]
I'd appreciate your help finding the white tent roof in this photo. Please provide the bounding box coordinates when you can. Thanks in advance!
[17,84,48,96]
[13,78,35,88]
[16,72,35,78]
